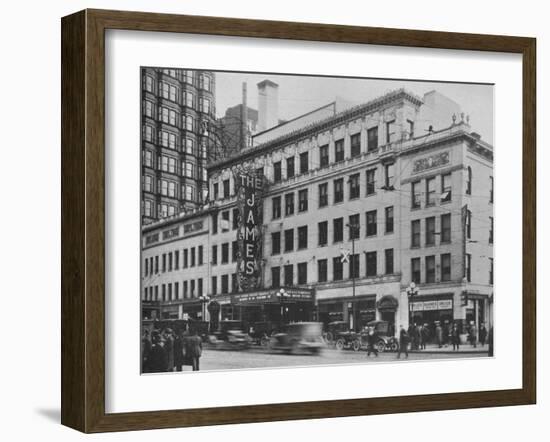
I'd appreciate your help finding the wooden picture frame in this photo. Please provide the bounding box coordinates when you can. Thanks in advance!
[61,9,536,433]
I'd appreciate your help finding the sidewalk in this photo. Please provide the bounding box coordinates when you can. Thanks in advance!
[409,343,489,354]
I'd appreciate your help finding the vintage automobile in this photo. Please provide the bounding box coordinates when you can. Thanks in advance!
[334,321,398,352]
[207,320,252,350]
[324,321,350,344]
[269,322,325,355]
[248,321,279,347]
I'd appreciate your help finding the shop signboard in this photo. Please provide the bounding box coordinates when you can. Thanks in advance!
[423,300,438,311]
[437,300,453,310]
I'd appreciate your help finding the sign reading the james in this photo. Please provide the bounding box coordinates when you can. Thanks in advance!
[235,169,265,291]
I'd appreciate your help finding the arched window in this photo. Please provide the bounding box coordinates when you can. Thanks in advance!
[466,166,472,195]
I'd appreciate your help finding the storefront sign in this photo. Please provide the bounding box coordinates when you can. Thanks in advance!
[231,288,313,305]
[412,302,424,311]
[423,300,438,311]
[413,151,450,174]
[413,299,453,311]
[437,300,453,310]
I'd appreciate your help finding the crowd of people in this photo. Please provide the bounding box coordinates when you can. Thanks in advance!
[141,327,203,373]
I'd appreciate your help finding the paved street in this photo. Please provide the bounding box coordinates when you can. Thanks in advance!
[193,347,488,371]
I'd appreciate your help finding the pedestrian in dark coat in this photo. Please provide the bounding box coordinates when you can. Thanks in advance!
[397,325,409,359]
[451,324,460,351]
[488,326,494,357]
[366,327,379,357]
[185,330,203,371]
[173,330,186,372]
[163,329,174,371]
[408,324,416,351]
[141,330,152,373]
[421,324,430,350]
[468,323,477,348]
[147,333,168,373]
[479,324,488,346]
[435,323,443,348]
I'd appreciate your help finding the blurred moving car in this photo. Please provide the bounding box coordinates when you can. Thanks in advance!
[248,321,279,347]
[208,320,252,350]
[269,322,325,355]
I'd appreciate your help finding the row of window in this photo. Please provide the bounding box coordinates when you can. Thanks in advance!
[143,177,198,201]
[144,246,204,276]
[143,127,207,157]
[143,155,207,180]
[144,71,212,94]
[143,278,204,302]
[143,99,212,124]
[143,201,178,218]
[411,214,452,247]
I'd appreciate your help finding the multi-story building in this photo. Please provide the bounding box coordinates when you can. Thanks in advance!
[141,68,216,224]
[141,87,494,340]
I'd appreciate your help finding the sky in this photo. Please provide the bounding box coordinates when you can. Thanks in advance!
[213,71,494,145]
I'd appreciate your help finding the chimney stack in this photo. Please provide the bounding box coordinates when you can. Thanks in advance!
[257,79,279,132]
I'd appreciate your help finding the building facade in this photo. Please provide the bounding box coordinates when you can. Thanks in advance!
[142,88,494,340]
[141,68,216,224]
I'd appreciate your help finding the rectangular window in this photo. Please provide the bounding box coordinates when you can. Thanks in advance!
[299,152,309,174]
[411,258,421,283]
[211,245,218,265]
[232,241,238,262]
[466,209,472,239]
[366,168,376,195]
[221,243,229,264]
[333,218,344,243]
[183,249,188,268]
[190,280,195,298]
[168,252,173,271]
[298,189,308,212]
[489,258,494,285]
[197,278,203,297]
[144,258,149,276]
[272,196,281,219]
[348,214,360,239]
[426,177,436,206]
[318,221,328,246]
[441,173,452,202]
[385,249,394,275]
[271,231,281,255]
[221,211,230,232]
[489,217,494,244]
[232,208,240,230]
[490,176,494,203]
[284,229,294,252]
[384,163,394,189]
[408,119,415,138]
[223,179,230,198]
[335,139,345,162]
[162,254,166,272]
[411,181,421,209]
[298,262,308,285]
[366,210,377,236]
[349,254,360,279]
[319,145,329,168]
[425,255,436,283]
[285,193,295,216]
[231,274,238,293]
[334,178,344,203]
[198,246,203,265]
[411,219,421,248]
[386,120,395,144]
[221,275,228,294]
[366,251,377,277]
[211,276,217,295]
[318,259,328,283]
[274,161,282,182]
[212,212,218,235]
[441,253,451,282]
[367,126,378,151]
[441,213,451,243]
[190,247,196,267]
[271,267,281,288]
[286,157,295,179]
[349,173,360,199]
[333,257,343,281]
[174,250,179,270]
[426,216,436,246]
[385,206,394,234]
[298,226,308,249]
[350,133,361,158]
[284,265,294,286]
[465,254,472,282]
[318,183,328,207]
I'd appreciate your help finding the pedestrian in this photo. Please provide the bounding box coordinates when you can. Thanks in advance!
[435,322,443,348]
[443,320,450,347]
[366,326,379,357]
[488,326,494,357]
[147,332,168,373]
[185,328,203,371]
[397,325,409,359]
[173,329,186,372]
[163,328,175,371]
[421,324,429,350]
[479,323,487,347]
[468,322,477,348]
[408,323,416,351]
[451,323,460,351]
[141,329,152,373]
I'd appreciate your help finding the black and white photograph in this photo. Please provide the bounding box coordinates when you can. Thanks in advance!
[140,68,494,373]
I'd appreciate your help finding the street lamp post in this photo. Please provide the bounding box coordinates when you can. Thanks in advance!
[406,282,419,329]
[346,223,358,332]
[277,288,288,326]
[199,294,211,324]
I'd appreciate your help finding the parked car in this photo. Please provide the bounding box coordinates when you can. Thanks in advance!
[269,322,325,355]
[365,320,398,352]
[324,321,350,344]
[334,321,398,352]
[208,320,252,350]
[248,321,279,346]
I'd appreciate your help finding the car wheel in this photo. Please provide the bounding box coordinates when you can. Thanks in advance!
[260,334,269,347]
[326,332,334,343]
[335,339,345,351]
[352,339,361,352]
[391,342,399,352]
[376,341,386,353]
